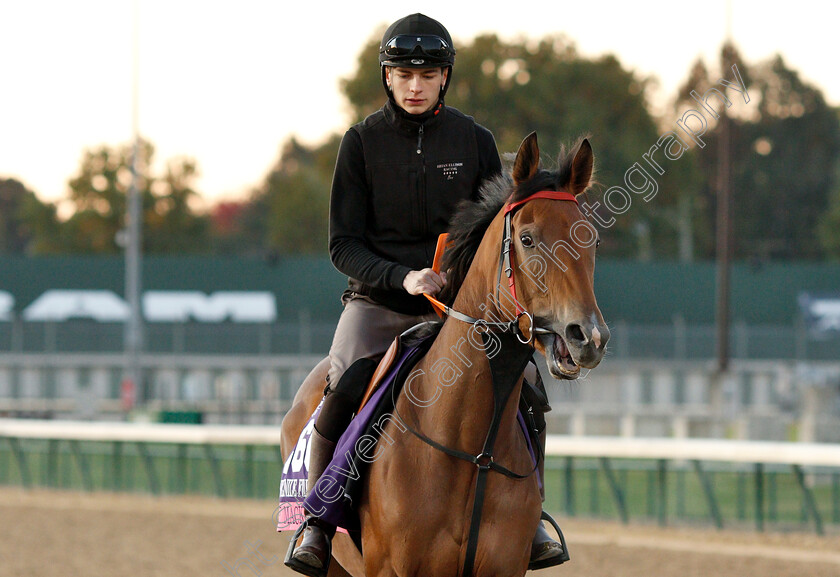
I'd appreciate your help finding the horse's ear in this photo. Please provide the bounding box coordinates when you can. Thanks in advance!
[512,132,540,185]
[569,138,594,195]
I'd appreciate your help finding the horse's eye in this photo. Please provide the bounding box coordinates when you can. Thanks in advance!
[596,238,601,249]
[520,233,535,248]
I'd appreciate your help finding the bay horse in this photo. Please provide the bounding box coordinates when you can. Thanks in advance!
[280,132,610,577]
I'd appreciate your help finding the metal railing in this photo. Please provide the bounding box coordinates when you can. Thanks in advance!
[0,319,337,356]
[543,436,840,534]
[2,319,839,360]
[1,420,838,535]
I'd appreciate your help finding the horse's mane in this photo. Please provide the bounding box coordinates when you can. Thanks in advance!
[438,139,587,305]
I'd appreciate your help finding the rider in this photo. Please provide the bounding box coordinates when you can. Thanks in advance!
[286,13,565,576]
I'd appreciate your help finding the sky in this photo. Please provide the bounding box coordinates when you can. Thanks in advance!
[1,0,838,211]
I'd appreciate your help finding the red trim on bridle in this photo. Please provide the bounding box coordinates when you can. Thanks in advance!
[504,190,578,216]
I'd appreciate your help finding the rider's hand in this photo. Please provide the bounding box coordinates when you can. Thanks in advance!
[403,268,446,296]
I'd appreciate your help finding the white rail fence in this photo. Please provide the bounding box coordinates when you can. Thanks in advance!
[1,420,839,534]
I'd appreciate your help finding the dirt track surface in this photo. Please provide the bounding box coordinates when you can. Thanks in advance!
[2,488,839,577]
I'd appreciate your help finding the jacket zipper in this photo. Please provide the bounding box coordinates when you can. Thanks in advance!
[416,125,429,256]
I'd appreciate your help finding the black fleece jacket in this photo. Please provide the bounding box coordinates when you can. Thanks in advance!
[328,100,502,315]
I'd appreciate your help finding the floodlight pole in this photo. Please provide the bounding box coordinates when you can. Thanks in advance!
[124,0,144,409]
[712,25,734,422]
[716,9,734,377]
[715,112,731,375]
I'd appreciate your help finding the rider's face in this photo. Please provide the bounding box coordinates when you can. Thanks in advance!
[386,66,448,115]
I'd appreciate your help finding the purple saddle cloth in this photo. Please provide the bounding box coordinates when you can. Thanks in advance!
[277,338,429,533]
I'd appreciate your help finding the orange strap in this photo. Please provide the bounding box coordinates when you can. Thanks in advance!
[431,232,448,275]
[423,233,450,318]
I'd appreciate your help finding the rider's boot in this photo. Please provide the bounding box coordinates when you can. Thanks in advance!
[529,427,568,570]
[286,359,376,577]
[285,427,337,577]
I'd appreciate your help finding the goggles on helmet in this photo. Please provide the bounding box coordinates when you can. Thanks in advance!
[381,34,454,62]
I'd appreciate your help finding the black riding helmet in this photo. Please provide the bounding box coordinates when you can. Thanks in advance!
[379,13,455,101]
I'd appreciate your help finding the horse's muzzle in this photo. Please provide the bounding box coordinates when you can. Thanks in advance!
[564,319,610,369]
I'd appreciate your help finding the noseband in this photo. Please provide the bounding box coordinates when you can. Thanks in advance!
[425,189,579,344]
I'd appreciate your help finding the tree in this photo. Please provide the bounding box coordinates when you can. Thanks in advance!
[208,200,249,254]
[816,111,840,258]
[675,44,840,260]
[0,178,40,253]
[0,178,72,255]
[818,109,840,258]
[14,192,66,254]
[143,158,209,253]
[55,139,211,254]
[231,136,341,256]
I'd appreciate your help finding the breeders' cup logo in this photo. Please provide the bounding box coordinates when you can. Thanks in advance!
[437,162,463,181]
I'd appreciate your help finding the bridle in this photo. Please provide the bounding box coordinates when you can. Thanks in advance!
[424,189,579,344]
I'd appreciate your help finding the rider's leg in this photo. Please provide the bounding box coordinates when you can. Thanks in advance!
[286,296,438,577]
[530,426,568,568]
[522,363,567,570]
[286,360,373,577]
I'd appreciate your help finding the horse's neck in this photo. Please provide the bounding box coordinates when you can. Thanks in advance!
[407,214,526,449]
[449,210,515,323]
[410,321,524,451]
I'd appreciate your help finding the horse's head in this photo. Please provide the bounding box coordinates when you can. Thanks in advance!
[505,132,610,379]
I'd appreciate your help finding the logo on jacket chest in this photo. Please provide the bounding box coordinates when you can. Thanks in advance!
[436,162,463,181]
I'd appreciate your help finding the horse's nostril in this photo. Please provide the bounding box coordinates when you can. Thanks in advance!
[566,324,586,344]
